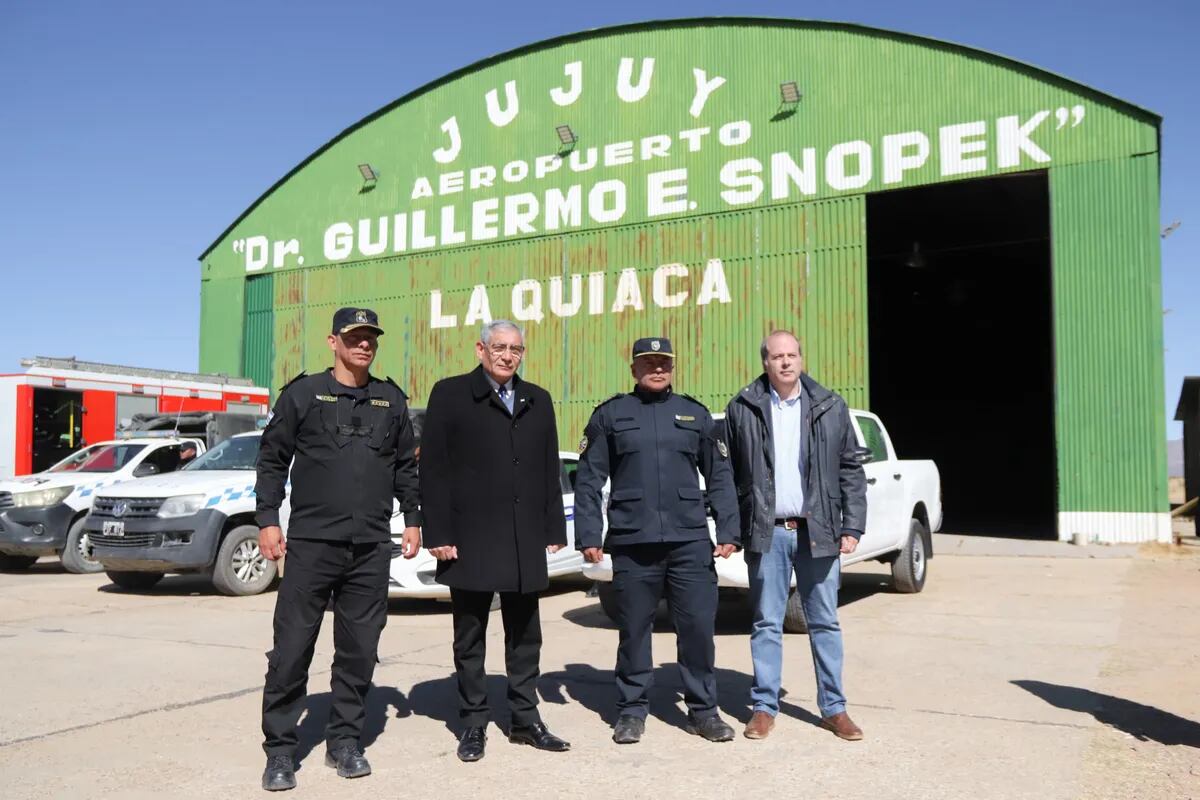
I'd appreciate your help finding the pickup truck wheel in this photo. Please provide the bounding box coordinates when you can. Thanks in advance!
[596,581,621,624]
[106,571,164,591]
[212,525,277,596]
[0,554,38,571]
[61,518,104,574]
[892,519,928,593]
[784,589,809,634]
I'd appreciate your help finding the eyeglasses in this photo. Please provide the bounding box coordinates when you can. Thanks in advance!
[486,344,526,357]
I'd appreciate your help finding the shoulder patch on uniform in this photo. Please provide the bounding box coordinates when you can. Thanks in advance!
[578,434,588,454]
[279,371,307,392]
[384,376,409,400]
[593,392,624,409]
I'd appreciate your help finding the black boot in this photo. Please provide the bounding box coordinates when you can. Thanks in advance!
[612,715,645,744]
[261,755,296,792]
[325,744,371,778]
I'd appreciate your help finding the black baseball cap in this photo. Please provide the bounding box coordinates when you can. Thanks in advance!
[332,307,384,336]
[632,337,674,359]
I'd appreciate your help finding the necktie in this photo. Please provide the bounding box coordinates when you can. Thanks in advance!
[499,386,514,413]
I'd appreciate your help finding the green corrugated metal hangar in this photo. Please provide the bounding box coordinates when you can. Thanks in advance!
[198,19,1168,543]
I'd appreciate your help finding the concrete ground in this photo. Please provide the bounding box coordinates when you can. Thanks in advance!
[1,539,1197,800]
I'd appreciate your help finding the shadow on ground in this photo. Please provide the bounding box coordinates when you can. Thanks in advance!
[1013,680,1200,747]
[540,662,823,730]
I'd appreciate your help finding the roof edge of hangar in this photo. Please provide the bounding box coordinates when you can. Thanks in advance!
[199,16,1162,261]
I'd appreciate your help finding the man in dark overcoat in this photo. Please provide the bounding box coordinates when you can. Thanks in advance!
[420,319,570,762]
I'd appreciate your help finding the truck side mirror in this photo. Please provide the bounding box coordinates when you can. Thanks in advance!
[133,462,161,478]
[849,446,874,465]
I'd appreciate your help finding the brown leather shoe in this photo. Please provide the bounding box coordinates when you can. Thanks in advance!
[743,711,775,740]
[820,712,864,741]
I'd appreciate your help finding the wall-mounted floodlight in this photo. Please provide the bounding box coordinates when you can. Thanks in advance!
[779,82,802,105]
[358,163,379,192]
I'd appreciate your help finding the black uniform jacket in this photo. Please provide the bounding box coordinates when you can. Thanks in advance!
[254,369,420,543]
[573,386,738,551]
[419,366,567,594]
[723,373,867,558]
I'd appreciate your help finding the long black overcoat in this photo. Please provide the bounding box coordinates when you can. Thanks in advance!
[419,365,567,593]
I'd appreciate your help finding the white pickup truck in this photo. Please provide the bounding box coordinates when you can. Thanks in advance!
[0,436,205,574]
[583,410,942,632]
[84,432,285,595]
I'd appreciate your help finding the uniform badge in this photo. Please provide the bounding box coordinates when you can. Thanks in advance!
[717,437,729,458]
[675,414,695,422]
[369,399,390,407]
[578,435,588,454]
[355,309,368,323]
[315,394,336,402]
[651,339,661,351]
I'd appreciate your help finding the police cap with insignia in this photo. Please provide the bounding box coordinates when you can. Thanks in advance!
[332,307,385,336]
[631,337,674,359]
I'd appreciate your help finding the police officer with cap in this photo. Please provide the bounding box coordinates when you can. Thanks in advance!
[574,337,739,744]
[255,307,421,791]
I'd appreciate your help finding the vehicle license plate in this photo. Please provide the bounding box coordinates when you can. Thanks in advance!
[102,521,125,537]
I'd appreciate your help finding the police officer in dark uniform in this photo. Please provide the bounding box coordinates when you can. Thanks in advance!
[574,337,739,744]
[255,307,421,792]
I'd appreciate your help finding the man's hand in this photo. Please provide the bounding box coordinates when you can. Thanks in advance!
[401,527,421,559]
[547,544,565,554]
[840,534,859,555]
[713,542,737,559]
[259,526,286,560]
[582,547,604,564]
[429,545,458,561]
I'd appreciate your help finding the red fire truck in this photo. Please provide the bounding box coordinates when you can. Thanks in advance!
[0,357,269,477]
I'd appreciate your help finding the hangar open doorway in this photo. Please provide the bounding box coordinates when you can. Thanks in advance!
[866,172,1057,538]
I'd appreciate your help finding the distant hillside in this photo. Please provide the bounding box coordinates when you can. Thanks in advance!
[1168,439,1184,477]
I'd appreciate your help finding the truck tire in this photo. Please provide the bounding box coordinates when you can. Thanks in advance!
[62,517,104,574]
[0,554,38,571]
[106,571,164,591]
[596,581,621,624]
[892,518,929,594]
[784,588,809,634]
[212,524,277,596]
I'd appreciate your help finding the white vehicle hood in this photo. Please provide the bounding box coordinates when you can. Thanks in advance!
[0,472,123,500]
[95,471,259,504]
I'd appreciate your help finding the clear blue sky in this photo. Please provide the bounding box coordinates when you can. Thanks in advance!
[2,0,1196,435]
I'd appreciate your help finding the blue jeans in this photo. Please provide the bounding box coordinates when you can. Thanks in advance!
[746,525,846,717]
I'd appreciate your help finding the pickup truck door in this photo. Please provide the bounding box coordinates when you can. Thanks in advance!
[852,412,907,556]
[548,454,579,569]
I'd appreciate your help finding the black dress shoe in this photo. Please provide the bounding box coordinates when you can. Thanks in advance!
[612,714,645,744]
[324,744,371,778]
[457,726,487,762]
[262,755,296,792]
[509,722,570,752]
[686,713,735,742]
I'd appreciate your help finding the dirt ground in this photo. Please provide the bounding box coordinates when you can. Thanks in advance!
[1,538,1197,799]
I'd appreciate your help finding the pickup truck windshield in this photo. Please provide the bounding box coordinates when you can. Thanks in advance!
[68,444,148,473]
[185,436,259,471]
[45,444,107,473]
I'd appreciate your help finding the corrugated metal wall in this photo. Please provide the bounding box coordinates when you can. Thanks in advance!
[243,275,275,391]
[1050,155,1167,526]
[265,195,865,444]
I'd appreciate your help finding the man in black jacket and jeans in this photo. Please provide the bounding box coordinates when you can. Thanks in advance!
[255,307,422,791]
[722,330,867,742]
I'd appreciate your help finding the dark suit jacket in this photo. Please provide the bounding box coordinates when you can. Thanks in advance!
[419,365,567,593]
